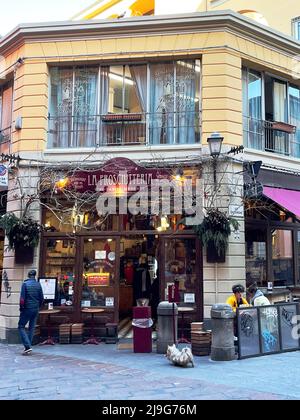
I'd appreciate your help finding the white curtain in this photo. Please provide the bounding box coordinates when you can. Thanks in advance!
[129,65,147,113]
[149,62,175,145]
[99,67,110,146]
[289,85,300,158]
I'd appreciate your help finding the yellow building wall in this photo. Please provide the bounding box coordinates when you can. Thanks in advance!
[3,27,300,153]
[204,0,300,36]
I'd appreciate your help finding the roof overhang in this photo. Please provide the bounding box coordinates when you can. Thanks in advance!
[1,10,300,56]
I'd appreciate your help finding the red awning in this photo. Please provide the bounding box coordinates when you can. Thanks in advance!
[263,186,300,219]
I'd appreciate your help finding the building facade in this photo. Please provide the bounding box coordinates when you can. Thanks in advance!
[0,9,300,343]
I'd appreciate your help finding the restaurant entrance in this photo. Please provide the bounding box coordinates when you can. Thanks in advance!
[41,231,203,338]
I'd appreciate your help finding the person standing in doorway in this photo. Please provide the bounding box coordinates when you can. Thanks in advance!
[18,270,44,355]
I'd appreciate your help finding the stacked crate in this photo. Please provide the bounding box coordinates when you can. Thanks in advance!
[191,322,212,356]
[59,324,72,344]
[71,323,84,344]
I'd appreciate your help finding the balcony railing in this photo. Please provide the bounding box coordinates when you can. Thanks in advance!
[48,111,201,148]
[243,117,300,158]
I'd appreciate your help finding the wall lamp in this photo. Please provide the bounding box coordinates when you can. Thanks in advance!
[207,132,224,190]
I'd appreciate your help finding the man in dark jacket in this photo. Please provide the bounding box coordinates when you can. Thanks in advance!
[18,270,44,355]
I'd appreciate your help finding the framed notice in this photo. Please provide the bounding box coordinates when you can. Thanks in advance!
[38,277,57,300]
[184,293,195,304]
[95,250,107,260]
[106,297,114,307]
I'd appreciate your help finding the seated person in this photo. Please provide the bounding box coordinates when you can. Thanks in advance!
[247,282,270,306]
[226,284,249,312]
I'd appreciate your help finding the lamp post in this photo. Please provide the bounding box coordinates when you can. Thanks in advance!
[207,132,224,191]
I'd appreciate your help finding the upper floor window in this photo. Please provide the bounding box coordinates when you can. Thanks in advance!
[243,67,300,158]
[0,82,13,149]
[292,17,300,40]
[48,60,201,148]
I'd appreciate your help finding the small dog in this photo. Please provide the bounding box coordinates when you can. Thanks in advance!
[166,345,194,368]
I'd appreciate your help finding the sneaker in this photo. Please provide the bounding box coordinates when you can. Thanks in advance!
[22,348,32,356]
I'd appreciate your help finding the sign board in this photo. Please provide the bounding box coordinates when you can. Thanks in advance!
[184,293,195,304]
[0,164,8,188]
[95,250,107,260]
[86,273,110,287]
[105,297,114,307]
[70,158,171,193]
[38,277,57,300]
[229,204,244,218]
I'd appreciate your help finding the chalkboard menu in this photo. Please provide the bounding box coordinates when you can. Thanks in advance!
[238,308,260,358]
[280,304,299,350]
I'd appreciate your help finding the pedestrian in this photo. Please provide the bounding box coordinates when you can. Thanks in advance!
[247,282,271,306]
[18,270,44,355]
[226,284,249,312]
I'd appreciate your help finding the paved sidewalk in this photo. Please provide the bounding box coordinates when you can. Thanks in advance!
[0,343,299,400]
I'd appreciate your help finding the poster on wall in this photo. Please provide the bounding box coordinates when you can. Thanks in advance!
[38,278,57,300]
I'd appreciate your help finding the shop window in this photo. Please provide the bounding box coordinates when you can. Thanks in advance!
[163,238,197,305]
[43,207,119,233]
[272,229,294,287]
[44,239,76,307]
[82,239,116,308]
[0,82,13,152]
[246,228,267,288]
[292,17,300,40]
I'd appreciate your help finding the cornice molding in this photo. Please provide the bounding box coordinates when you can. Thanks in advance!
[1,10,300,57]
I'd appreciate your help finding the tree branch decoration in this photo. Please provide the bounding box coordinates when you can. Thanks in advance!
[194,209,239,257]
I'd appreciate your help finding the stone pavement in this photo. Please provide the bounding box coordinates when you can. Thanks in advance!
[0,343,299,400]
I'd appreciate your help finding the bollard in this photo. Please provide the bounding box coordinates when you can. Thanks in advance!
[210,304,236,361]
[157,302,178,354]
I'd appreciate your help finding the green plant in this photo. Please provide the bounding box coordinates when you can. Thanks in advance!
[0,213,42,250]
[194,209,239,257]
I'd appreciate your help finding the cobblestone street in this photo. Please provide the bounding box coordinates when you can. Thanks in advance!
[0,343,299,400]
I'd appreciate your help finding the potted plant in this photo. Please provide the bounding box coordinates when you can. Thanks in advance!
[0,213,42,264]
[194,209,239,263]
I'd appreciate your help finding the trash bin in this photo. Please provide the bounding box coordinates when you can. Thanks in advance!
[157,302,178,354]
[211,304,236,361]
[132,306,153,353]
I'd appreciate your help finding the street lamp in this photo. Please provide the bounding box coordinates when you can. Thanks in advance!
[207,132,224,190]
[207,132,224,158]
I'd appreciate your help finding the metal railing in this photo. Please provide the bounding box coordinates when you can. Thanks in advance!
[47,111,201,148]
[243,116,300,158]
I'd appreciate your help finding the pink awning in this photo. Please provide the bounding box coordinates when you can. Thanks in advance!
[263,187,300,219]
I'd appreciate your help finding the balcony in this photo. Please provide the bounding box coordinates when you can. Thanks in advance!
[243,117,300,158]
[47,111,201,149]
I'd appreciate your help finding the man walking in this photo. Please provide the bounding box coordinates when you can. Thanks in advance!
[18,270,44,355]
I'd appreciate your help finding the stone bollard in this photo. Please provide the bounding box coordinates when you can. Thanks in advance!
[210,304,236,361]
[157,301,178,354]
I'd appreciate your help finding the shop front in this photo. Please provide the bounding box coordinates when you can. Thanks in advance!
[39,158,203,338]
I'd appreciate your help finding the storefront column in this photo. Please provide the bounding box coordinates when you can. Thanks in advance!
[0,166,41,343]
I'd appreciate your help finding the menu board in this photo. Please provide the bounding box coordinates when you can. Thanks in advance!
[39,277,57,300]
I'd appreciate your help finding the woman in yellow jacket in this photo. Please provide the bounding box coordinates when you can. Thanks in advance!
[226,284,249,312]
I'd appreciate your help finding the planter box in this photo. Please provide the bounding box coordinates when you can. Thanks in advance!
[206,241,225,264]
[15,245,34,264]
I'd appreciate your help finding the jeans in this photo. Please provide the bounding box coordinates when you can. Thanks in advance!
[18,309,38,350]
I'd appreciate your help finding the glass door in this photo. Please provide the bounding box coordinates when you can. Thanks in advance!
[161,237,202,320]
[81,238,118,310]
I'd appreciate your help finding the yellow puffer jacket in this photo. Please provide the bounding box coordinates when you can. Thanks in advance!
[226,295,249,312]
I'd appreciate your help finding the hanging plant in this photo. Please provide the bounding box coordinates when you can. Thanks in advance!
[0,213,42,250]
[194,209,239,258]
